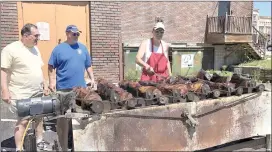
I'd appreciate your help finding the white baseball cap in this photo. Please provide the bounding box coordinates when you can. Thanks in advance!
[153,22,165,30]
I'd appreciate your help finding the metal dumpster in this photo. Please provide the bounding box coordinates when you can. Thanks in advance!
[72,91,271,151]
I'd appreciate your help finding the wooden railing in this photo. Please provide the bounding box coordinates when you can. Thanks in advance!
[207,14,252,34]
[226,16,252,34]
[252,26,268,57]
[207,16,225,33]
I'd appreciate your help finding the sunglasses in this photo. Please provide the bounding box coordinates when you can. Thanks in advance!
[155,30,164,34]
[72,33,80,37]
[27,34,40,38]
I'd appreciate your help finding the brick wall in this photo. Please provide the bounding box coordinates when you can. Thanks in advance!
[121,2,218,44]
[230,2,253,17]
[0,2,19,50]
[0,2,251,82]
[214,45,250,70]
[121,2,253,45]
[90,2,122,83]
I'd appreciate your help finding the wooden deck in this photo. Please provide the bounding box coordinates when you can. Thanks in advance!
[206,15,253,44]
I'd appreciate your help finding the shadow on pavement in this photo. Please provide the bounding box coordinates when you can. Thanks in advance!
[1,136,16,151]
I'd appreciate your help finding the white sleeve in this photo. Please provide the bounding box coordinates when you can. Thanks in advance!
[1,46,13,69]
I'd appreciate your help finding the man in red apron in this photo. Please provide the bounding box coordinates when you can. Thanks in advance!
[136,20,172,82]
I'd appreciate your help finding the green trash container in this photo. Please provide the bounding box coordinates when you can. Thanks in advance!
[123,47,142,80]
[171,49,203,77]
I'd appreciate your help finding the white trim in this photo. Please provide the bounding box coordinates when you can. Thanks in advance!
[4,0,272,1]
[1,119,17,122]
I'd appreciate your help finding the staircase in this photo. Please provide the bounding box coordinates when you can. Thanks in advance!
[224,26,268,60]
[248,26,268,59]
[207,15,269,60]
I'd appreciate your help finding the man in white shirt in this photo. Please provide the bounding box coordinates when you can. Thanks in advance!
[1,23,49,151]
[136,19,172,82]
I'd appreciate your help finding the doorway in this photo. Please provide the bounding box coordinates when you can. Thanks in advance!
[17,2,90,79]
[202,47,215,70]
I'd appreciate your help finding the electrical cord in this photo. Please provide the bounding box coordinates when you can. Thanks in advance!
[16,90,44,152]
[20,118,33,152]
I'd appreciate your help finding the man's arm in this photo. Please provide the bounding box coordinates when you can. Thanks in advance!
[1,69,11,103]
[48,48,58,92]
[165,44,172,76]
[84,46,95,83]
[1,47,12,103]
[86,66,95,81]
[48,65,56,92]
[43,77,48,91]
[1,68,9,90]
[1,69,8,91]
[42,68,49,95]
[136,40,150,69]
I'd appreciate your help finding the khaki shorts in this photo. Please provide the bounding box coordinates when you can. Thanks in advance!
[56,89,76,113]
[1,100,40,124]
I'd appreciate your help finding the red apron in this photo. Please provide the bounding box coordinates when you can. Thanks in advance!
[140,38,169,82]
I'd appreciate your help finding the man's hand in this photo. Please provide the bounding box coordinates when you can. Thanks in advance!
[43,87,50,96]
[1,90,11,104]
[145,65,155,75]
[41,82,50,95]
[90,79,95,88]
[148,67,155,73]
[87,79,96,88]
[49,83,56,93]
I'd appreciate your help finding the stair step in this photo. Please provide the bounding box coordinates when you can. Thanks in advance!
[247,43,264,59]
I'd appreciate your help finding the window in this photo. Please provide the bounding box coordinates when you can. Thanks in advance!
[267,27,271,34]
[253,15,257,21]
[259,26,264,32]
[218,1,230,16]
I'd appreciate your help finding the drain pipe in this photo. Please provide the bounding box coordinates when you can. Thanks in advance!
[270,2,272,45]
[268,2,272,55]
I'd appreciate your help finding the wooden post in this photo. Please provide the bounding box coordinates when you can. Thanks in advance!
[206,15,209,33]
[225,12,228,33]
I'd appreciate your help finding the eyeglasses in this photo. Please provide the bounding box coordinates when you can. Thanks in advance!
[27,34,40,38]
[72,33,80,37]
[33,34,40,38]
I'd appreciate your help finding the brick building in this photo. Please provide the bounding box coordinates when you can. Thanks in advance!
[1,1,254,83]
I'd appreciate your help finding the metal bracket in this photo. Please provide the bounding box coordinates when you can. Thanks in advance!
[181,111,199,127]
[64,112,89,119]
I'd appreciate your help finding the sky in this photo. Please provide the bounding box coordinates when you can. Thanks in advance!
[254,2,271,16]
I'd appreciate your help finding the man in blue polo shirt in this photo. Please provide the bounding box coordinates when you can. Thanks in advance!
[48,25,95,151]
